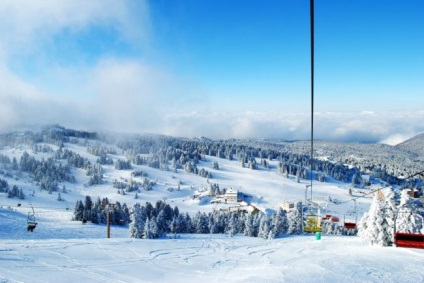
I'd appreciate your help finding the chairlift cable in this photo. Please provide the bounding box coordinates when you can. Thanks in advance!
[0,203,71,211]
[335,169,424,205]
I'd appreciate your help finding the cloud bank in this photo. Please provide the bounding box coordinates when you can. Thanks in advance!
[0,1,422,146]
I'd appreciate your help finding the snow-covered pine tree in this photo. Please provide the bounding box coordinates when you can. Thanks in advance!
[169,215,179,234]
[396,190,424,234]
[18,188,25,200]
[288,202,303,234]
[195,212,209,234]
[226,213,238,236]
[358,191,396,246]
[155,210,168,237]
[321,220,342,235]
[257,214,271,239]
[143,218,154,239]
[184,213,193,233]
[244,213,258,237]
[271,208,289,238]
[73,200,84,221]
[129,203,146,238]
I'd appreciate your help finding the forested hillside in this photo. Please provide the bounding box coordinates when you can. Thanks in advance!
[396,133,424,159]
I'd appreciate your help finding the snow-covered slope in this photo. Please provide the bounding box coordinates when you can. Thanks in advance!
[396,132,424,158]
[0,139,371,221]
[1,221,423,283]
[1,127,423,282]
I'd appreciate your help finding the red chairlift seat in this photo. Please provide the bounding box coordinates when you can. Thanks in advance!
[395,232,424,249]
[322,214,332,220]
[330,216,339,223]
[344,222,357,229]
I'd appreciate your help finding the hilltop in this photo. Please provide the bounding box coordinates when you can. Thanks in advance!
[396,132,424,158]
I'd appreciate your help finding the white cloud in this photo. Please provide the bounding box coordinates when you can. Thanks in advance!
[159,111,424,143]
[0,0,152,132]
[0,1,422,145]
[0,0,149,55]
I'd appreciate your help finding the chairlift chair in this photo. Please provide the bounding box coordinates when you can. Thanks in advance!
[27,207,37,232]
[330,216,339,223]
[343,200,358,229]
[343,213,357,229]
[304,213,322,233]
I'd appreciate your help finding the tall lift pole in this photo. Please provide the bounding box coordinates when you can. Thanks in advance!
[310,0,315,201]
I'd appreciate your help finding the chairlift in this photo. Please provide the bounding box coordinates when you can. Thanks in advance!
[343,213,357,229]
[304,213,322,233]
[343,200,357,229]
[322,214,332,221]
[330,216,340,223]
[27,207,37,232]
[303,203,322,233]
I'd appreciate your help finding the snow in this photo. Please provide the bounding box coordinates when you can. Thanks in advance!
[1,212,423,283]
[1,140,423,282]
[1,198,423,282]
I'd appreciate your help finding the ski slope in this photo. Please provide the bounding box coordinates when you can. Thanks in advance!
[0,213,423,283]
[2,139,422,282]
[1,141,372,219]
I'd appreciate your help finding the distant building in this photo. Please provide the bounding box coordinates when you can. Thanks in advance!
[224,189,240,202]
[219,204,259,214]
[361,175,371,187]
[371,168,386,179]
[280,201,295,212]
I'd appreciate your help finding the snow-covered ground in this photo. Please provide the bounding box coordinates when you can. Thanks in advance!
[1,209,423,283]
[1,142,372,219]
[1,140,423,282]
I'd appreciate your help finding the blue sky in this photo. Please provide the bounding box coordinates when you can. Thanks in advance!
[0,0,423,144]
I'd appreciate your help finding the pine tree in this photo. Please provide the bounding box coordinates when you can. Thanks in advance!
[258,214,271,239]
[396,190,424,234]
[358,192,396,246]
[18,188,25,200]
[143,218,155,239]
[129,203,145,238]
[288,202,303,234]
[156,210,168,237]
[244,214,257,237]
[226,213,238,236]
[272,208,288,238]
[195,212,209,234]
[90,201,100,224]
[73,200,85,221]
[185,213,193,233]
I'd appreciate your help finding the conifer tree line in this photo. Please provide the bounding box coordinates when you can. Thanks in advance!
[1,125,422,189]
[0,178,25,199]
[128,201,296,239]
[73,195,130,225]
[73,197,358,239]
[116,134,421,188]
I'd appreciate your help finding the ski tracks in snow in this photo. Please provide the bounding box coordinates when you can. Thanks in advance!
[0,240,146,283]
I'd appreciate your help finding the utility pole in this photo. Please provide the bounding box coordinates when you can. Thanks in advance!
[104,203,116,239]
[309,0,315,203]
